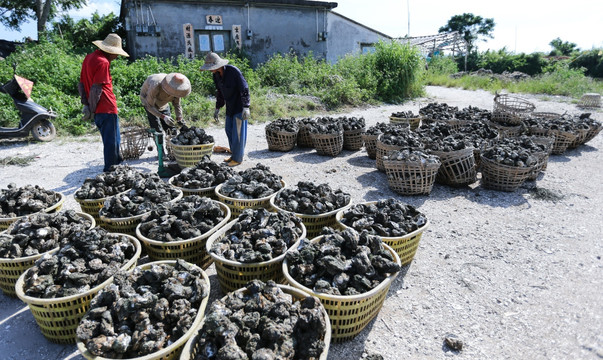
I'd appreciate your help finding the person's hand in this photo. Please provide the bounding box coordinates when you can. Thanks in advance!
[213,108,220,123]
[162,115,175,127]
[242,107,250,120]
[176,117,187,128]
[81,105,92,121]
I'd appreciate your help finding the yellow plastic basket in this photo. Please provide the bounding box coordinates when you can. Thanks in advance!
[76,260,210,360]
[168,175,217,199]
[135,201,230,270]
[15,234,141,344]
[335,204,429,265]
[171,142,214,168]
[100,190,183,236]
[75,188,131,222]
[206,217,306,294]
[180,284,331,360]
[214,180,286,218]
[0,192,65,230]
[270,194,351,240]
[0,212,95,297]
[283,237,400,343]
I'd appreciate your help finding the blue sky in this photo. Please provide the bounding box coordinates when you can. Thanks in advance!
[1,0,602,54]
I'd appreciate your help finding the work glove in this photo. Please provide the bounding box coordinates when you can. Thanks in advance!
[162,114,175,127]
[213,108,220,123]
[81,105,92,121]
[176,117,187,128]
[242,107,250,120]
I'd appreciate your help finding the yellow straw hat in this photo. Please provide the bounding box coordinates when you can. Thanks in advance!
[200,52,229,71]
[92,33,129,57]
[161,73,192,98]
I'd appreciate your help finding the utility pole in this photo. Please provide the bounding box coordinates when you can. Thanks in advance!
[407,0,410,36]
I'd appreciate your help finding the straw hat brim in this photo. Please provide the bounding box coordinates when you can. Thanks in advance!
[161,74,191,98]
[200,58,229,71]
[92,40,130,57]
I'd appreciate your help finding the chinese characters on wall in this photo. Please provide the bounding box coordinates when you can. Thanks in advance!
[183,23,194,59]
[206,15,222,25]
[232,25,242,49]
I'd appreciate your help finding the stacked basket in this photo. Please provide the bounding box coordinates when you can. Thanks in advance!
[265,118,299,151]
[383,151,441,195]
[430,148,477,187]
[389,114,421,130]
[172,142,214,168]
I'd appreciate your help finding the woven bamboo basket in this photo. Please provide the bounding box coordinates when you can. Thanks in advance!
[343,128,365,151]
[100,190,183,236]
[485,119,524,138]
[15,234,141,344]
[335,203,429,265]
[270,195,351,239]
[527,136,554,180]
[171,142,214,168]
[578,93,602,108]
[311,131,344,157]
[283,236,400,342]
[567,127,590,149]
[583,123,602,144]
[75,188,131,223]
[206,218,306,294]
[549,130,577,155]
[0,212,95,297]
[168,175,216,199]
[119,126,149,160]
[492,93,535,125]
[214,180,285,218]
[530,112,561,121]
[362,133,379,159]
[76,260,210,360]
[266,128,298,152]
[389,115,420,130]
[480,156,534,192]
[430,148,477,186]
[297,124,314,148]
[383,158,441,195]
[0,192,65,231]
[446,119,473,131]
[180,284,331,360]
[135,201,230,270]
[375,137,406,172]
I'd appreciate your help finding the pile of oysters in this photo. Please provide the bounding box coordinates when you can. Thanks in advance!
[0,183,61,218]
[171,156,235,189]
[273,181,350,215]
[171,126,215,146]
[218,164,283,199]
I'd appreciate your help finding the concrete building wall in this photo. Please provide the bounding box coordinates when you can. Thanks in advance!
[326,12,390,63]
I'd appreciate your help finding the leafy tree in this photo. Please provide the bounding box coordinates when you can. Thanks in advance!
[48,12,123,53]
[0,0,86,39]
[549,38,579,56]
[439,13,495,51]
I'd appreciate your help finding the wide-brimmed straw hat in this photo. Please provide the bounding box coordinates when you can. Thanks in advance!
[92,33,129,57]
[161,73,191,98]
[200,52,229,71]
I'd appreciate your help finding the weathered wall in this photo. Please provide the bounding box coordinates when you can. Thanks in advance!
[325,12,390,63]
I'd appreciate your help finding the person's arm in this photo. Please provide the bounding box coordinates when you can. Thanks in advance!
[237,71,250,109]
[88,84,102,113]
[88,60,110,113]
[172,96,183,120]
[214,73,225,109]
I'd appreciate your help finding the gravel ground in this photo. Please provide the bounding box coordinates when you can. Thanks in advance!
[0,86,601,359]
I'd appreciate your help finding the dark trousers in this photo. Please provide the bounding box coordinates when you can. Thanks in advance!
[94,113,121,172]
[146,108,172,133]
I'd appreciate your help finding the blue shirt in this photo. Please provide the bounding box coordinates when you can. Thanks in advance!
[213,65,250,116]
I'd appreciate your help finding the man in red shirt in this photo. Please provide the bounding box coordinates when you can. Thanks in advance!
[78,33,129,172]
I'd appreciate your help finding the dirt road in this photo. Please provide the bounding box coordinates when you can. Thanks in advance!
[0,86,601,359]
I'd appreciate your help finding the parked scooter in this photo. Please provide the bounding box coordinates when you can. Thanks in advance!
[0,68,57,141]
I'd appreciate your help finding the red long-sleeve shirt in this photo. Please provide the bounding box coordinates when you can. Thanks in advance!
[80,50,118,114]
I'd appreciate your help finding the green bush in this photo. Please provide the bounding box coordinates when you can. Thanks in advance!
[427,55,458,75]
[571,49,603,78]
[373,40,425,102]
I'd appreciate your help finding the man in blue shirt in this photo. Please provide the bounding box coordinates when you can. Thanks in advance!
[201,52,250,167]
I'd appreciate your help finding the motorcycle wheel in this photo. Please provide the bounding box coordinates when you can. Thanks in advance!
[31,119,56,141]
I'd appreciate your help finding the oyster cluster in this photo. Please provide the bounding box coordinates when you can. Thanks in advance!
[391,110,419,118]
[210,208,304,263]
[191,280,327,360]
[77,260,209,358]
[378,127,424,148]
[22,227,137,298]
[421,133,470,152]
[171,126,214,146]
[457,122,498,148]
[218,164,283,199]
[266,118,299,134]
[171,156,235,189]
[384,149,440,165]
[340,116,366,131]
[0,210,92,258]
[339,199,428,237]
[366,122,406,135]
[138,196,226,242]
[416,121,454,139]
[0,183,60,218]
[286,228,401,295]
[75,165,139,200]
[481,137,544,167]
[454,106,491,121]
[100,174,181,218]
[308,117,343,135]
[419,102,458,120]
[274,181,351,215]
